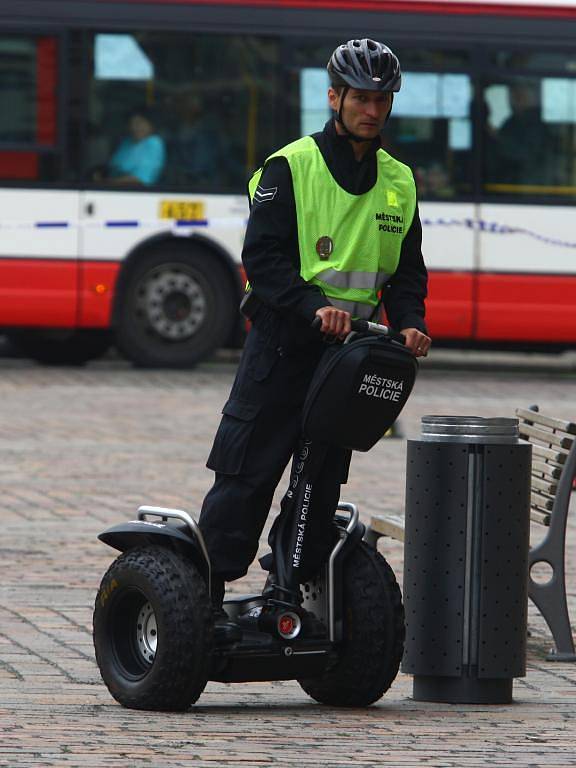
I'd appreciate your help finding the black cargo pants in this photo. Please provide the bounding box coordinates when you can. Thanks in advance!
[198,323,351,583]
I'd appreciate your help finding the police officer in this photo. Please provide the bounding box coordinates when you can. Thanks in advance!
[199,39,431,632]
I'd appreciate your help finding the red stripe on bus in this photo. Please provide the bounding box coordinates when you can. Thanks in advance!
[79,261,121,327]
[112,0,576,20]
[426,270,474,340]
[475,272,576,342]
[36,37,58,146]
[0,258,121,329]
[0,257,77,327]
[423,270,576,342]
[1,259,575,343]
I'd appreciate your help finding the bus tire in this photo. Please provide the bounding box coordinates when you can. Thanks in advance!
[115,245,238,368]
[6,329,111,365]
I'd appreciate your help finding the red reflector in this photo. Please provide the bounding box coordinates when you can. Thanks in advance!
[279,615,294,635]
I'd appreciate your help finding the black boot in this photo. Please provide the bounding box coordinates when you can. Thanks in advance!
[210,576,241,645]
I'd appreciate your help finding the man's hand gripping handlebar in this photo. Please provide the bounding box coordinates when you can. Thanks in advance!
[313,307,431,356]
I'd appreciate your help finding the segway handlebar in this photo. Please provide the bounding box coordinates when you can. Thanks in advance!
[350,319,405,344]
[312,315,405,344]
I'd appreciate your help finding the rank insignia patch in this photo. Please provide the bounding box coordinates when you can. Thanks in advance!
[253,185,278,203]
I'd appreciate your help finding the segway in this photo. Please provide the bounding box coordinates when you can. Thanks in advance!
[93,319,418,711]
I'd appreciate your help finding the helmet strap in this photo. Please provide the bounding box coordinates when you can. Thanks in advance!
[334,86,348,127]
[385,94,394,123]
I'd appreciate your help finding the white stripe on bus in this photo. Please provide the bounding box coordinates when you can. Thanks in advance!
[0,216,575,250]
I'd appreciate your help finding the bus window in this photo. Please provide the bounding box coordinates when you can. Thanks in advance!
[397,48,470,71]
[288,40,336,139]
[490,49,576,76]
[389,70,473,199]
[289,43,472,200]
[0,35,60,182]
[85,32,281,192]
[482,74,576,199]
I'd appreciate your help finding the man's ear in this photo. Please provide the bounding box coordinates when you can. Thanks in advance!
[328,87,340,112]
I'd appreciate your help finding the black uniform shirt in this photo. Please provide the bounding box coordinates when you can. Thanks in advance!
[242,118,428,336]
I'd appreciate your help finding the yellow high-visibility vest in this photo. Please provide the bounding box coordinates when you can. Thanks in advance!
[249,136,416,318]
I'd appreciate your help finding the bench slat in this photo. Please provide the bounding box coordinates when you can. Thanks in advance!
[532,460,563,481]
[531,491,555,511]
[519,423,574,450]
[516,407,576,435]
[371,507,553,538]
[530,509,551,526]
[530,443,568,466]
[531,476,558,495]
[370,514,405,542]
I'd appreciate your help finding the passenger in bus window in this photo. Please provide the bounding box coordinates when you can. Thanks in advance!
[416,162,454,199]
[171,91,222,187]
[106,107,166,186]
[492,81,553,187]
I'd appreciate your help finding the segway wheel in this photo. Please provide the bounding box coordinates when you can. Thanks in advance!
[93,545,212,711]
[298,541,404,707]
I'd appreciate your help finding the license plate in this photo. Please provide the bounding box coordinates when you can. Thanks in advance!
[159,200,206,221]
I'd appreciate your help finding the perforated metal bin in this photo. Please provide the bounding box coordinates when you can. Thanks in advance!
[401,416,532,704]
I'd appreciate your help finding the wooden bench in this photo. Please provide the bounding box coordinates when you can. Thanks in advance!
[367,405,576,661]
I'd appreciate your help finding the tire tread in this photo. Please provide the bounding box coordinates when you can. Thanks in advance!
[299,542,404,707]
[93,545,212,711]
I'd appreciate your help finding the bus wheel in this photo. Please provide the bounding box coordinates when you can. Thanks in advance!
[115,246,237,368]
[6,329,111,365]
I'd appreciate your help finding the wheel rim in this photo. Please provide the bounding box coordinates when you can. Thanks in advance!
[136,263,207,341]
[136,602,158,664]
[110,588,157,680]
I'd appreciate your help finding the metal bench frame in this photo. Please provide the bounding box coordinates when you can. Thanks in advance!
[366,405,576,661]
[520,406,576,661]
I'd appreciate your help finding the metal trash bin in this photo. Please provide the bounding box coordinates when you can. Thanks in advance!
[401,416,532,704]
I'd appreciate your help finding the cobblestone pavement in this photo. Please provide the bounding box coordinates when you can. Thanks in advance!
[0,354,575,767]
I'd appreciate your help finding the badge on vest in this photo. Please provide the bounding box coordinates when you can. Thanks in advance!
[316,236,334,261]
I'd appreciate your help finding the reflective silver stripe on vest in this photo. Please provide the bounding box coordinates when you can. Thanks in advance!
[329,298,375,319]
[315,268,391,291]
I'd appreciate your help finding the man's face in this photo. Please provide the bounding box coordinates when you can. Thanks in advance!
[129,114,153,141]
[328,87,392,140]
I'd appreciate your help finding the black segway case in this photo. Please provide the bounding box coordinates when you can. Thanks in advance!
[302,335,417,451]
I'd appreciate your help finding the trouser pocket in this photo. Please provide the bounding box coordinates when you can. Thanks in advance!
[206,398,261,475]
[246,331,279,382]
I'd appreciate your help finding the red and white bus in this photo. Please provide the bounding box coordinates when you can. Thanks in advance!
[1,0,575,365]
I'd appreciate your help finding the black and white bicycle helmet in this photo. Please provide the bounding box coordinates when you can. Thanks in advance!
[327,39,401,93]
[327,39,401,140]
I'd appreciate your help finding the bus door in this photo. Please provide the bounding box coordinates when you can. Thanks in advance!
[418,199,477,341]
[476,62,576,345]
[78,187,164,329]
[0,32,80,328]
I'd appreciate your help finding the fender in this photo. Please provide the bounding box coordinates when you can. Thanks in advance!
[98,519,209,583]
